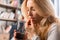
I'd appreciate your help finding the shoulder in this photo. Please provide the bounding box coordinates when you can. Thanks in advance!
[48,23,58,36]
[31,34,40,40]
[47,23,58,40]
[49,23,58,31]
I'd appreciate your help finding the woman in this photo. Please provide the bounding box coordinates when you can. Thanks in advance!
[14,0,59,40]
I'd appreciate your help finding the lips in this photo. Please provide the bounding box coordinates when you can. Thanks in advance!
[28,16,33,25]
[28,16,35,20]
[28,16,36,24]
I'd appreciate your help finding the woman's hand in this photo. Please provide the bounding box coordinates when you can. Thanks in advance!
[14,30,17,38]
[25,19,35,33]
[25,19,36,39]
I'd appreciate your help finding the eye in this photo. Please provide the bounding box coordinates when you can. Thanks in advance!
[32,8,35,11]
[31,7,35,11]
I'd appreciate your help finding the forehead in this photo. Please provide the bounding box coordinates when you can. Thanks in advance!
[27,0,35,7]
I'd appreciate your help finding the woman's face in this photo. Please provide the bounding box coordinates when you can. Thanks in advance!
[26,0,43,23]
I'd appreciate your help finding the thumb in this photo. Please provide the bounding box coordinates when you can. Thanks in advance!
[14,30,17,37]
[14,29,17,33]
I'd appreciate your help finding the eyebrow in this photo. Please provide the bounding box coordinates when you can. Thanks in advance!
[27,6,34,11]
[30,7,34,10]
[31,7,33,9]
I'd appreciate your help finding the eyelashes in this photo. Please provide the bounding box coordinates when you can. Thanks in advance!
[27,7,35,12]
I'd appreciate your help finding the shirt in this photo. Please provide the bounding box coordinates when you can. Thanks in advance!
[31,23,58,40]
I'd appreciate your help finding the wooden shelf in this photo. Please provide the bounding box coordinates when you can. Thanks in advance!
[0,3,21,10]
[0,18,17,22]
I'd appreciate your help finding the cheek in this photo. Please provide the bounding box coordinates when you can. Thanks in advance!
[34,13,38,18]
[32,12,37,16]
[35,14,41,19]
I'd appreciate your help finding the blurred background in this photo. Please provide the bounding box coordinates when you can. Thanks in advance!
[52,0,60,19]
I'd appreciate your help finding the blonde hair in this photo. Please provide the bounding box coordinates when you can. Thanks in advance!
[21,0,57,40]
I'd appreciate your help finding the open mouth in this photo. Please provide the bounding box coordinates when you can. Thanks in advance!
[28,20,31,25]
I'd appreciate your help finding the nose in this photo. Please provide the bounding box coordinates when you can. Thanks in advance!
[28,10,33,16]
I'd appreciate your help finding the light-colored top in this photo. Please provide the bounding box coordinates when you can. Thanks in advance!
[31,23,58,40]
[47,23,58,40]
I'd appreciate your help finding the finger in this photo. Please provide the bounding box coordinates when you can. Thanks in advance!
[14,29,17,32]
[25,19,30,28]
[14,32,17,37]
[25,19,30,25]
[27,19,31,25]
[31,19,34,26]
